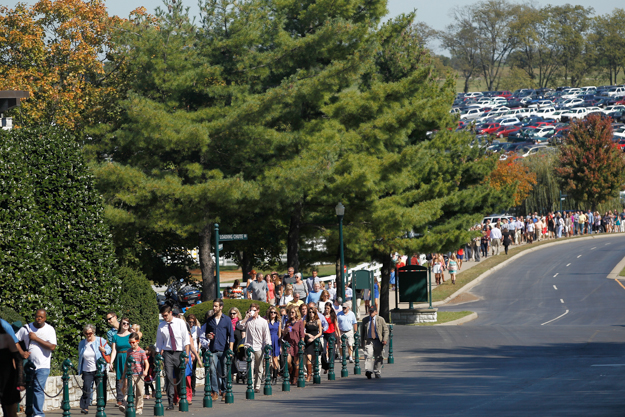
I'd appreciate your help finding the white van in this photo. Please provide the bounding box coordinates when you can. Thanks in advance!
[482,214,515,225]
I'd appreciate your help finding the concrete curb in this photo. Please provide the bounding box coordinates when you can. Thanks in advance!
[414,233,625,308]
[436,312,478,326]
[607,254,625,279]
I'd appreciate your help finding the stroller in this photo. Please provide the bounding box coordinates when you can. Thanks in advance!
[234,343,248,384]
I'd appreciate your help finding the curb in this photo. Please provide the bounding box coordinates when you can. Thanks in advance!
[607,254,625,279]
[436,312,478,326]
[414,233,625,308]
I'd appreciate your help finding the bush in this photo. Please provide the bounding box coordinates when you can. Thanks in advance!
[117,266,159,348]
[0,306,26,327]
[0,126,120,370]
[185,299,271,324]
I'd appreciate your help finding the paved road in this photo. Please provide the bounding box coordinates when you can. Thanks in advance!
[50,235,625,416]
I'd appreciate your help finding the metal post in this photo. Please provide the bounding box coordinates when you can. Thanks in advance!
[125,355,136,417]
[340,335,348,378]
[215,223,221,299]
[408,256,414,310]
[297,341,306,388]
[61,359,73,417]
[154,354,164,416]
[224,349,234,404]
[282,342,290,392]
[353,331,361,375]
[202,351,212,408]
[25,361,36,417]
[338,214,345,302]
[95,358,107,417]
[177,352,188,412]
[388,324,395,364]
[428,266,433,309]
[263,345,272,396]
[245,347,254,399]
[327,336,336,381]
[313,339,321,384]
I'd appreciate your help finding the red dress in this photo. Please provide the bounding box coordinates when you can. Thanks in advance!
[282,320,305,356]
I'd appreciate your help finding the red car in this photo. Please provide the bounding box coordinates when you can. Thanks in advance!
[532,119,557,127]
[495,90,512,99]
[476,122,501,135]
[613,138,625,151]
[495,125,521,138]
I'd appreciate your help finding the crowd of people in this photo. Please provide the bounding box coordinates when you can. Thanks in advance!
[0,291,389,417]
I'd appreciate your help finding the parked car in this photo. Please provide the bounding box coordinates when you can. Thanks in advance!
[601,87,625,98]
[495,125,521,138]
[560,108,588,122]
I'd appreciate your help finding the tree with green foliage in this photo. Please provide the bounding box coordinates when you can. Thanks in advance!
[591,9,625,85]
[555,114,625,210]
[0,125,120,367]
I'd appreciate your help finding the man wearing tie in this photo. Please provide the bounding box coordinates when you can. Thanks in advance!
[156,306,190,410]
[360,307,389,379]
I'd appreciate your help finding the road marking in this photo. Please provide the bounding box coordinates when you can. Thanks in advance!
[553,285,557,290]
[553,273,559,277]
[566,263,571,267]
[592,364,625,367]
[591,247,596,250]
[560,299,564,303]
[577,255,582,258]
[616,279,625,291]
[606,243,611,245]
[541,309,569,326]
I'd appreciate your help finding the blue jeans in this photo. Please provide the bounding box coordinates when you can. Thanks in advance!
[33,368,51,417]
[210,351,225,393]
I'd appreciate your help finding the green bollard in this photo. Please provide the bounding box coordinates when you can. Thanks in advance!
[62,359,75,417]
[313,339,321,384]
[125,355,136,417]
[388,324,395,364]
[340,334,348,378]
[281,342,290,392]
[203,350,212,408]
[297,340,306,388]
[25,360,36,417]
[153,354,164,416]
[245,347,254,400]
[224,349,234,404]
[178,351,189,412]
[263,345,272,396]
[327,336,336,381]
[95,358,107,417]
[353,331,361,375]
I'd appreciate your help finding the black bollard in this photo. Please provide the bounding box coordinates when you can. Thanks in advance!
[178,352,188,412]
[340,334,348,377]
[353,330,361,375]
[327,336,336,381]
[203,350,212,408]
[388,324,395,364]
[125,355,136,417]
[263,345,272,396]
[313,339,321,384]
[297,340,305,388]
[25,360,36,417]
[95,358,107,417]
[224,349,234,404]
[245,347,254,400]
[153,354,164,416]
[282,342,290,392]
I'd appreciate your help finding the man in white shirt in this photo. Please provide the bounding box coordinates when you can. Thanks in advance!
[155,306,190,410]
[490,224,502,255]
[240,303,271,393]
[327,280,337,301]
[16,309,56,417]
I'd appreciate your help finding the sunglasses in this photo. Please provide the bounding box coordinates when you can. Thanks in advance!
[106,317,113,321]
[122,322,129,325]
[84,332,93,336]
[270,312,277,314]
[230,312,237,315]
[129,341,138,345]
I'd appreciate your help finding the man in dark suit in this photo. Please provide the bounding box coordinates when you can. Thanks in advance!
[360,307,389,379]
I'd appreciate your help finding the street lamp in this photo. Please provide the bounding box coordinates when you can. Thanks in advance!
[335,202,346,302]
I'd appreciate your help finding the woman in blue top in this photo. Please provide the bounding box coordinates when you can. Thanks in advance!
[373,281,380,312]
[265,306,282,383]
[109,318,131,409]
[78,324,111,414]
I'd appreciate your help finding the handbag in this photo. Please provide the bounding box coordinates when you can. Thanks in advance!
[99,338,111,363]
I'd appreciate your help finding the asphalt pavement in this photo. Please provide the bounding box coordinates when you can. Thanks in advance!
[47,235,625,417]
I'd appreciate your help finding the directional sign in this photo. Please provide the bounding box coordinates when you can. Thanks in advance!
[219,234,248,241]
[218,244,223,250]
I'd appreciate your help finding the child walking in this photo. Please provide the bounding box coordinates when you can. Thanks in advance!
[122,333,149,414]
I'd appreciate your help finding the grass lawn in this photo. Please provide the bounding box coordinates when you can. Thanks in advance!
[411,311,474,326]
[431,234,601,303]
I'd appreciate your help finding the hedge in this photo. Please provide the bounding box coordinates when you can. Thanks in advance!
[117,266,159,348]
[0,306,26,328]
[185,299,271,324]
[0,126,120,370]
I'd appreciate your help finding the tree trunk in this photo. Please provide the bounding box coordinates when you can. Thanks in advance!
[240,250,253,283]
[199,222,216,302]
[463,75,470,93]
[287,201,303,272]
[379,252,393,322]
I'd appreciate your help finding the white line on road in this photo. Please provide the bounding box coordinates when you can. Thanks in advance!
[606,243,611,245]
[541,309,569,326]
[553,273,559,277]
[592,364,625,367]
[591,247,596,250]
[566,263,571,267]
[560,299,564,303]
[553,285,557,290]
[577,255,582,258]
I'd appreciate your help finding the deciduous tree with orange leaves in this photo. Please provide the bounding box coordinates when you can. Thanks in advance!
[487,154,537,206]
[0,0,145,131]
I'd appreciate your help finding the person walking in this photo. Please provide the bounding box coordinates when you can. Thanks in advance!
[448,254,458,284]
[337,304,357,363]
[0,318,25,417]
[490,223,502,255]
[480,231,489,258]
[78,324,110,414]
[241,303,271,393]
[279,284,294,307]
[502,227,512,255]
[109,317,131,410]
[199,299,233,402]
[247,273,268,302]
[187,314,200,396]
[303,305,322,382]
[322,303,340,374]
[156,306,190,410]
[16,309,56,417]
[265,307,282,383]
[281,307,304,385]
[265,274,276,305]
[292,273,308,300]
[103,312,119,405]
[121,333,149,414]
[361,307,389,379]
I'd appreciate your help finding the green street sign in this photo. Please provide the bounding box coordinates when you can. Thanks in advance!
[219,234,248,241]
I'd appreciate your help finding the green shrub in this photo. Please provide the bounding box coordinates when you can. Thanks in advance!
[117,266,159,348]
[0,126,120,370]
[185,299,271,324]
[0,306,26,328]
